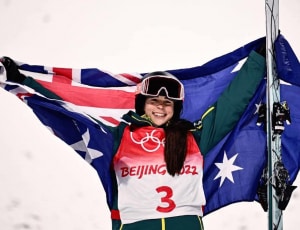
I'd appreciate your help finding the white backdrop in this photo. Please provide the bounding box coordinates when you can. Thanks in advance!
[1,1,300,229]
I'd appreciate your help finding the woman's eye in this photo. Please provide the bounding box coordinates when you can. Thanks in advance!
[147,98,173,106]
[163,101,172,106]
[150,99,158,104]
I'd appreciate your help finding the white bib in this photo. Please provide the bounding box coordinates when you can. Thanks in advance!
[113,126,205,224]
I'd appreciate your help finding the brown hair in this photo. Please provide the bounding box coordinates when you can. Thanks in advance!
[164,119,194,176]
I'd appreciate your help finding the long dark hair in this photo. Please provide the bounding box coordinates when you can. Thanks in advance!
[135,94,194,176]
[164,119,194,176]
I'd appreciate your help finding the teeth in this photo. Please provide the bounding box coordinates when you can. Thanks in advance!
[153,112,165,117]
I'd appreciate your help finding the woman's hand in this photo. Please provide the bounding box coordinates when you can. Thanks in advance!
[0,56,26,83]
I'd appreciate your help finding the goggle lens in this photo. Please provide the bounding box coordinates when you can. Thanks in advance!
[141,76,184,100]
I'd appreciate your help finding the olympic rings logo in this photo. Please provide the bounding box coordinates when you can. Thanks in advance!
[130,130,165,152]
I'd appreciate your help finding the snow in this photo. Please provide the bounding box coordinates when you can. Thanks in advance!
[0,0,300,229]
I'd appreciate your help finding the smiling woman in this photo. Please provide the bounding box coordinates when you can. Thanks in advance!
[144,96,175,127]
[133,71,194,179]
[137,71,184,127]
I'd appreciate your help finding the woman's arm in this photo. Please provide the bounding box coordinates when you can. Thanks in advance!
[198,51,266,155]
[1,56,62,100]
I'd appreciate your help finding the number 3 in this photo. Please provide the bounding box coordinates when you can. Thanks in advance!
[156,186,176,213]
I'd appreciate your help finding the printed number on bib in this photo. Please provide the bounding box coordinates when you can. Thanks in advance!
[156,186,176,213]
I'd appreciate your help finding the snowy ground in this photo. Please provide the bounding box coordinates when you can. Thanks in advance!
[1,0,300,229]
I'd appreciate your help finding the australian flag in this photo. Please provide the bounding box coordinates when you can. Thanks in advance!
[0,34,299,216]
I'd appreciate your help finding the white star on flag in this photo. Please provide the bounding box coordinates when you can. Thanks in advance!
[70,128,103,164]
[214,151,243,187]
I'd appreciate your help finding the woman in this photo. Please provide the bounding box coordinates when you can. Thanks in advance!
[112,71,205,229]
[1,50,266,230]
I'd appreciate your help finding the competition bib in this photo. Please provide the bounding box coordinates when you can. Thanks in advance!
[113,126,205,224]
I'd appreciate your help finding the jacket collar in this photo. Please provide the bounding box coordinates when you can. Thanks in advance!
[122,111,154,127]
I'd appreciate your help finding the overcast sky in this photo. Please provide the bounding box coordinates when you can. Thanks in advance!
[1,1,300,229]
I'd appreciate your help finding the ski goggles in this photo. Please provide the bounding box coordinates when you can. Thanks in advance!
[137,74,184,100]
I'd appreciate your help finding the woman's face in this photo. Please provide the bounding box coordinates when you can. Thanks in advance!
[144,96,174,126]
